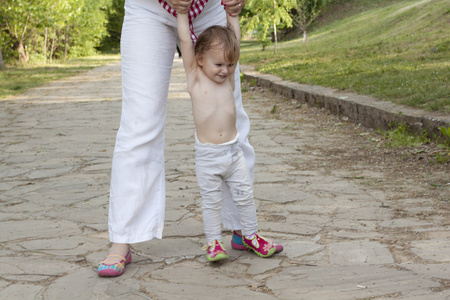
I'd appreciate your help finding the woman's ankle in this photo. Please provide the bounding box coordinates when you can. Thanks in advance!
[109,243,130,257]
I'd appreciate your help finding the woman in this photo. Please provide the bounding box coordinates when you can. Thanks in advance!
[98,0,252,277]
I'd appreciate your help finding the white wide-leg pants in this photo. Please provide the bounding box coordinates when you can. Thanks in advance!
[108,0,255,244]
[195,134,258,243]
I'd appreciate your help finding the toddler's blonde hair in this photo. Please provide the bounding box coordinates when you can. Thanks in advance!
[194,25,239,64]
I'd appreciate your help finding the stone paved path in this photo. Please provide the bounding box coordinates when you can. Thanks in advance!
[0,58,449,299]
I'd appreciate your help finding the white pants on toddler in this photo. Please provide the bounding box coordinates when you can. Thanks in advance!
[195,133,258,243]
[108,0,255,243]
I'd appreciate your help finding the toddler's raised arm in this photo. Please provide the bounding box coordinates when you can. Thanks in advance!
[177,13,196,75]
[227,13,241,44]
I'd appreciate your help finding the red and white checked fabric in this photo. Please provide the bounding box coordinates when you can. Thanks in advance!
[158,0,209,43]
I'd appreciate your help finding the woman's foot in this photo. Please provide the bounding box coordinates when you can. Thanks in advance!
[98,243,131,277]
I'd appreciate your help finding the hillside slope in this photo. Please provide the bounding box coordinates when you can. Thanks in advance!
[240,0,449,112]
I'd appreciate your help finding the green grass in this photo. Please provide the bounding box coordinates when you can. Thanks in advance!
[374,123,450,164]
[240,0,450,112]
[381,124,430,148]
[0,54,121,100]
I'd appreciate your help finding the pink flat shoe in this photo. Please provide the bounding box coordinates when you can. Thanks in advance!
[98,250,132,277]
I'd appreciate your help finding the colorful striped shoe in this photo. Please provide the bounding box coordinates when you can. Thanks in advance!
[203,240,229,262]
[242,232,277,258]
[98,250,132,277]
[231,231,283,253]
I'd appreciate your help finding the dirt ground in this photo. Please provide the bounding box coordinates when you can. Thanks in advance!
[242,83,450,247]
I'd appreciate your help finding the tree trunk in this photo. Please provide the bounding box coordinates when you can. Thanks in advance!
[64,24,69,62]
[17,41,29,63]
[49,36,55,64]
[273,0,277,54]
[0,41,5,69]
[302,27,309,52]
[0,49,5,69]
[44,28,48,64]
[273,21,277,54]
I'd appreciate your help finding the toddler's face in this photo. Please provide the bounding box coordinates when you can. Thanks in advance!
[198,46,235,84]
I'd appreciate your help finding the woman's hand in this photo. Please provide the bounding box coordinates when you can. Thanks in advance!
[222,0,245,17]
[167,0,192,14]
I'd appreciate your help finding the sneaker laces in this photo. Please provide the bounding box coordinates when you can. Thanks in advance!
[246,233,274,249]
[202,240,225,253]
[245,233,259,248]
[202,240,215,251]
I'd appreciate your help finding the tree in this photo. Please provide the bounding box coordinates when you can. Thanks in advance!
[0,32,5,69]
[100,0,125,51]
[40,0,111,60]
[0,0,50,62]
[0,46,5,69]
[242,0,296,53]
[67,0,111,57]
[0,0,112,63]
[292,0,323,51]
[41,0,67,63]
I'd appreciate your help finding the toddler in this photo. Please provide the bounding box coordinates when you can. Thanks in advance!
[177,3,282,261]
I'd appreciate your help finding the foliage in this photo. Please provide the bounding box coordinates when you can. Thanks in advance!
[0,41,5,68]
[382,124,429,148]
[433,127,450,163]
[0,0,50,62]
[99,0,125,51]
[373,123,450,164]
[434,152,449,164]
[291,0,324,50]
[438,127,450,148]
[439,127,450,141]
[68,0,112,57]
[241,0,297,52]
[0,0,112,64]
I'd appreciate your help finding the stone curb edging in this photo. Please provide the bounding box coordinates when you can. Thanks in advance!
[240,64,450,141]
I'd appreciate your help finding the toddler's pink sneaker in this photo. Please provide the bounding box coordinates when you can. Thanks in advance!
[231,230,283,253]
[98,250,132,277]
[203,240,229,262]
[242,232,276,258]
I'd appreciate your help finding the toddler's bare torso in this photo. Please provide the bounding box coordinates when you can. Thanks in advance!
[188,69,237,144]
